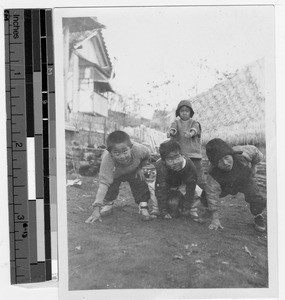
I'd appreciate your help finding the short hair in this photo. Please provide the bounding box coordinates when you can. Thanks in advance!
[106,131,132,152]
[159,140,181,160]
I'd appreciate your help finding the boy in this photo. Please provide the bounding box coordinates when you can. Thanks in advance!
[155,140,199,220]
[85,131,155,223]
[203,138,266,232]
[167,100,206,193]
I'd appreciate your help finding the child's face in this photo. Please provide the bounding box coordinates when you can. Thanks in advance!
[217,154,234,171]
[110,143,132,165]
[165,150,184,171]
[179,106,191,121]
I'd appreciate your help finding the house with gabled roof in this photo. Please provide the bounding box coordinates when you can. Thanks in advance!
[63,17,115,145]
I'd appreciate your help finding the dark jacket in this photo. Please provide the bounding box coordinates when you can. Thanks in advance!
[205,143,264,211]
[155,157,197,214]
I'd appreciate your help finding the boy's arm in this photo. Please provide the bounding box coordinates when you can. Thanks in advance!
[136,145,151,181]
[167,120,178,137]
[86,153,114,223]
[92,151,114,207]
[205,174,224,230]
[138,145,151,168]
[233,145,263,175]
[185,120,201,138]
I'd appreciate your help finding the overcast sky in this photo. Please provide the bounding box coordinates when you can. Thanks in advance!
[81,5,274,118]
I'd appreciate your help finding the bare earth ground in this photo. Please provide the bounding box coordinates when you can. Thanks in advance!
[67,175,268,290]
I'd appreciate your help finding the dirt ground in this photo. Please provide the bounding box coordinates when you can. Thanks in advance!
[67,173,268,291]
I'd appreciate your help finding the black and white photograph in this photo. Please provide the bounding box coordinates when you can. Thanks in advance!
[53,3,277,299]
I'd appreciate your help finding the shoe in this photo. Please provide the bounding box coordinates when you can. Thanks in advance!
[184,208,204,223]
[139,202,155,221]
[254,214,266,232]
[150,208,160,217]
[100,204,113,217]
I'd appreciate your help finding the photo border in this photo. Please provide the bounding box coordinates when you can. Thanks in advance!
[53,2,278,300]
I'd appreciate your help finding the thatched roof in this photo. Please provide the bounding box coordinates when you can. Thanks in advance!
[189,59,265,145]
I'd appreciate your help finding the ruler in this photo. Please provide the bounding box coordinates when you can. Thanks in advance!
[5,9,56,284]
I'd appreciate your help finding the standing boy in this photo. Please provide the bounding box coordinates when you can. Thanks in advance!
[204,138,266,232]
[85,131,155,223]
[167,100,206,193]
[155,140,199,220]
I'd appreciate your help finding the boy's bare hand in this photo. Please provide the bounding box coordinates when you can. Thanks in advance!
[164,213,172,219]
[168,129,176,137]
[135,169,146,181]
[208,218,224,230]
[85,207,102,223]
[92,199,103,207]
[184,131,192,138]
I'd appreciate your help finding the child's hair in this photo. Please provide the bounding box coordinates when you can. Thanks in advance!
[106,130,132,152]
[159,140,181,160]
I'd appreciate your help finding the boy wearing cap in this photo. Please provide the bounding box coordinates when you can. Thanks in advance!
[204,138,266,232]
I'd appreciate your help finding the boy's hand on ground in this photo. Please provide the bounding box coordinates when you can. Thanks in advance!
[208,218,224,230]
[92,199,103,207]
[85,207,102,223]
[135,169,146,181]
[164,213,172,219]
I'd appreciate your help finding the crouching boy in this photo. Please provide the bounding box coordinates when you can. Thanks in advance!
[155,140,199,220]
[85,131,155,223]
[204,138,266,232]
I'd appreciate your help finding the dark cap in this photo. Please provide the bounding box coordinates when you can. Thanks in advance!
[206,138,234,165]
[175,100,194,118]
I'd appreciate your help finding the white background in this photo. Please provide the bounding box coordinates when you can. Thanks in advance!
[0,1,284,299]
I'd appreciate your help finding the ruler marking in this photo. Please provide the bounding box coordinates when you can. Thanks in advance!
[7,11,18,282]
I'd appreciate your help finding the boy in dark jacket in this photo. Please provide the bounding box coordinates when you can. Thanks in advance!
[155,140,199,220]
[204,138,266,232]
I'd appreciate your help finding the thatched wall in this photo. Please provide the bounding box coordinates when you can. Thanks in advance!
[175,59,266,146]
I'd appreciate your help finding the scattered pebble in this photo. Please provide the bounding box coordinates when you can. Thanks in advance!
[195,260,203,263]
[173,254,184,260]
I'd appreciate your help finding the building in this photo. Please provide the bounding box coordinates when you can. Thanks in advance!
[63,17,114,146]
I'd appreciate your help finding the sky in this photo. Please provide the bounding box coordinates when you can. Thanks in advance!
[72,5,274,118]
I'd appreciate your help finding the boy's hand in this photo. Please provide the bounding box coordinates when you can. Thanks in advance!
[135,168,146,181]
[168,129,176,137]
[209,218,224,230]
[208,211,223,230]
[184,131,193,138]
[92,199,103,207]
[85,207,102,223]
[164,213,172,219]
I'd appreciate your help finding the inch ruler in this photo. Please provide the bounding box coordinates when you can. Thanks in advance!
[5,9,56,284]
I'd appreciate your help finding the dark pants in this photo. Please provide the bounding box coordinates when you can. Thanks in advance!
[201,177,266,216]
[104,171,150,205]
[201,178,266,216]
[241,178,266,216]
